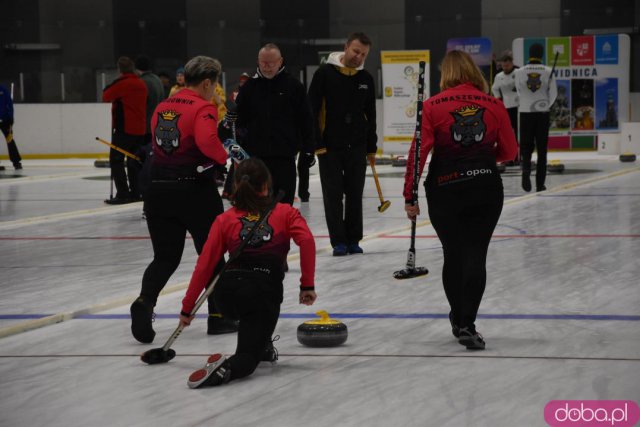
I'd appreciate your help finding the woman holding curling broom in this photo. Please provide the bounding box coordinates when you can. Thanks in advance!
[403,50,517,350]
[179,158,317,388]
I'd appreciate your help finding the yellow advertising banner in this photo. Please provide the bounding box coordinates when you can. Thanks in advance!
[380,50,430,154]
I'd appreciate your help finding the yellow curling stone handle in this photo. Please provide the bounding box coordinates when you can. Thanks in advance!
[303,310,342,325]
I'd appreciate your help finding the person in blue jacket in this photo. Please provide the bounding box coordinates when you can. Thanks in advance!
[0,84,23,170]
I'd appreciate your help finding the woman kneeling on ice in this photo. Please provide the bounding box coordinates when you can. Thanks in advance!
[179,158,317,388]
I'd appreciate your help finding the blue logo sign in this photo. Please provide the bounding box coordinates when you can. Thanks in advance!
[595,35,618,64]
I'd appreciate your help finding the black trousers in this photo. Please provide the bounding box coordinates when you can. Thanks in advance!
[141,179,224,314]
[110,132,144,199]
[519,112,549,189]
[1,123,22,166]
[213,271,282,381]
[297,152,310,200]
[427,181,503,330]
[222,162,235,196]
[507,107,519,163]
[259,156,296,205]
[318,145,367,247]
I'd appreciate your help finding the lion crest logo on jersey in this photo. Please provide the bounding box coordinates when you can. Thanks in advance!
[155,110,181,154]
[450,105,485,147]
[239,214,273,247]
[526,73,542,92]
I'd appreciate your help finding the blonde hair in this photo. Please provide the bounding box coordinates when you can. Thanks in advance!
[439,50,489,93]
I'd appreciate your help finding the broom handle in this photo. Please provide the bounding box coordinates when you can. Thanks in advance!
[96,137,141,162]
[407,61,426,268]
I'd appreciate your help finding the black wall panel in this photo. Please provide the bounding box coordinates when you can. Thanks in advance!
[405,0,481,96]
[113,0,187,66]
[259,0,330,74]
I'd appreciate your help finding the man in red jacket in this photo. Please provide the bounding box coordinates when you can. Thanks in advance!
[102,56,147,204]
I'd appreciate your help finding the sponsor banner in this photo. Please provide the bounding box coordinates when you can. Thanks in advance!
[548,135,570,150]
[447,37,493,81]
[524,38,546,64]
[595,78,619,129]
[595,35,618,64]
[572,35,595,65]
[513,34,629,149]
[547,37,570,67]
[380,50,430,154]
[571,134,596,149]
[550,79,571,131]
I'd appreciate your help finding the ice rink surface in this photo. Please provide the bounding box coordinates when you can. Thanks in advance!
[1,153,639,427]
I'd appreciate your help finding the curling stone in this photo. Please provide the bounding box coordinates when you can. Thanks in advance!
[392,156,408,167]
[620,153,637,162]
[547,160,565,173]
[376,156,393,165]
[297,310,348,347]
[496,163,506,173]
[94,159,110,168]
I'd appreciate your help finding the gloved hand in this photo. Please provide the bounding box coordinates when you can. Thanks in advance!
[302,152,316,168]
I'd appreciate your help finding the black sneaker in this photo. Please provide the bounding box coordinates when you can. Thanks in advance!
[0,165,5,171]
[449,311,460,338]
[521,173,532,192]
[104,197,133,205]
[458,327,485,350]
[187,353,231,389]
[332,244,348,256]
[14,163,22,170]
[207,315,239,335]
[536,185,547,192]
[130,297,155,344]
[347,243,364,254]
[261,335,280,362]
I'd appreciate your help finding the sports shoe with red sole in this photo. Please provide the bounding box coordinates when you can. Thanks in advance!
[187,353,231,389]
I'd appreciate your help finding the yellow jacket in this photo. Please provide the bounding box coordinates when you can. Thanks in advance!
[210,83,227,120]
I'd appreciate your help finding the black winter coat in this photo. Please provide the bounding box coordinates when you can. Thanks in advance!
[235,69,314,158]
[308,64,377,153]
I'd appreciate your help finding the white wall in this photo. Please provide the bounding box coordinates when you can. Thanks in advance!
[11,104,111,156]
[9,95,633,158]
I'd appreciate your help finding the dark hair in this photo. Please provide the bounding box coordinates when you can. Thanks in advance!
[529,43,544,61]
[183,56,221,86]
[117,56,135,74]
[135,55,152,71]
[232,158,273,213]
[346,32,371,47]
[497,50,513,62]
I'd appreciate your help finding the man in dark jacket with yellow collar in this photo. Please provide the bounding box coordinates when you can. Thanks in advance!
[308,32,377,256]
[235,43,314,205]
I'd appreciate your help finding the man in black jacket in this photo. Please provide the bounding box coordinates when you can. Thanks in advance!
[308,32,377,256]
[235,43,314,205]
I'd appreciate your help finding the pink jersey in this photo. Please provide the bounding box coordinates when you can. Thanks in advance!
[182,203,315,314]
[403,83,518,201]
[151,88,227,168]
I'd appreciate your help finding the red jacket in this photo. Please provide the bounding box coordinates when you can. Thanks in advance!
[403,83,517,201]
[182,203,316,314]
[150,88,227,168]
[102,73,147,136]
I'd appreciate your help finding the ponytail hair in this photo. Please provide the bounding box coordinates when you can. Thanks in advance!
[231,158,273,213]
